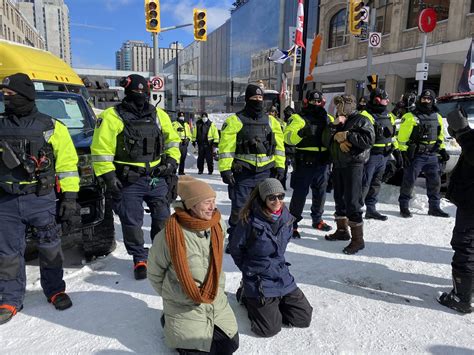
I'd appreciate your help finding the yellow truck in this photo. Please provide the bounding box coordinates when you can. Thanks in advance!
[0,39,90,99]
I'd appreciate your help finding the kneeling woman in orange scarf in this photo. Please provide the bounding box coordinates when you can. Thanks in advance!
[148,176,239,355]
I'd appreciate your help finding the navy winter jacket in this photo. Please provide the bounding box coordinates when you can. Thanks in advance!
[229,203,297,299]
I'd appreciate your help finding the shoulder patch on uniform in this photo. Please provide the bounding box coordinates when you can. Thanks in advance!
[96,118,103,128]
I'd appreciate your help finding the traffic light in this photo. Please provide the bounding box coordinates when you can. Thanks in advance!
[367,74,378,92]
[193,8,207,41]
[349,0,364,35]
[145,0,160,33]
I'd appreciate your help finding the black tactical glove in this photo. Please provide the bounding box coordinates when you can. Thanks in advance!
[438,149,450,162]
[392,149,403,170]
[447,107,469,135]
[272,167,285,182]
[221,170,235,186]
[59,192,81,234]
[155,156,177,177]
[102,171,123,194]
[401,151,411,168]
[177,127,184,132]
[192,141,197,148]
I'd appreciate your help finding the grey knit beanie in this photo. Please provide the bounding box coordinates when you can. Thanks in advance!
[258,178,285,201]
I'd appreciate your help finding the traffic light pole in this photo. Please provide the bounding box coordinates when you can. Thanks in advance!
[153,32,159,76]
[365,5,376,93]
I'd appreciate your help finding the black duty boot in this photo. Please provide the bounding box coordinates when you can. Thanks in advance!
[365,210,388,221]
[437,271,473,314]
[400,207,412,218]
[343,222,365,255]
[428,207,450,218]
[48,292,73,310]
[325,216,350,241]
[0,305,22,325]
[134,261,148,280]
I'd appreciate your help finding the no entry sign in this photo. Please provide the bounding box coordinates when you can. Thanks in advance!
[418,8,437,33]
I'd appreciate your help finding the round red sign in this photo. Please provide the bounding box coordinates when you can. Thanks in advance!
[418,8,437,33]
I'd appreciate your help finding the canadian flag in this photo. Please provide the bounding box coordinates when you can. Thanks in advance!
[294,0,305,48]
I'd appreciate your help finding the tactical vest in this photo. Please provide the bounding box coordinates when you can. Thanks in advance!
[297,113,328,149]
[114,105,164,163]
[195,120,211,144]
[412,112,440,145]
[235,113,275,156]
[0,112,56,194]
[373,113,394,146]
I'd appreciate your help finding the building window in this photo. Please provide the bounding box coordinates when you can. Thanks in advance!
[376,0,393,34]
[328,9,347,49]
[407,0,450,29]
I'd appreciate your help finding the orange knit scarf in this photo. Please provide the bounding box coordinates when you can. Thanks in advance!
[165,208,224,304]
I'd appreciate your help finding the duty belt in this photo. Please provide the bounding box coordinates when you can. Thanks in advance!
[0,181,38,195]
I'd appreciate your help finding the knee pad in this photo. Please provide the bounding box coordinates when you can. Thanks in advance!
[32,222,61,244]
[0,254,21,280]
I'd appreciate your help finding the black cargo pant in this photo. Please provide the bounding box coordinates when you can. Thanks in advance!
[244,287,312,338]
[197,143,213,173]
[178,141,188,174]
[176,326,239,355]
[451,207,474,275]
[333,165,365,223]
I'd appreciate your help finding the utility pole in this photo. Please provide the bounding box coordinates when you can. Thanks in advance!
[153,33,159,76]
[366,3,376,94]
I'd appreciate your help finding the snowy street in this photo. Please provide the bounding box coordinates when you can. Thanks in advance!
[2,168,473,354]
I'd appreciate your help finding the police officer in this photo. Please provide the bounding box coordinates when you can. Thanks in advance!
[172,111,192,175]
[397,89,450,218]
[91,74,180,280]
[192,112,219,175]
[357,96,368,111]
[360,88,401,221]
[218,84,285,240]
[324,95,375,254]
[284,90,333,238]
[438,108,474,314]
[0,73,79,324]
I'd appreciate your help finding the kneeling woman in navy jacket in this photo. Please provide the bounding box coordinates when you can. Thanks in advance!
[229,178,313,337]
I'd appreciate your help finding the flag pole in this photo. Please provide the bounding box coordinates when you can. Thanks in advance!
[289,45,299,107]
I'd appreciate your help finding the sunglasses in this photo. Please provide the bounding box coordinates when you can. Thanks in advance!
[267,193,285,201]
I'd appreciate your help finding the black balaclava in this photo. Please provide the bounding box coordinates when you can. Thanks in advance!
[367,88,389,114]
[416,89,436,114]
[121,74,150,112]
[303,90,326,116]
[357,96,368,111]
[0,73,36,117]
[243,84,264,118]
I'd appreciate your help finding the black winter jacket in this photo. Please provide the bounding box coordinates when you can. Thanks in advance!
[324,111,375,168]
[446,129,474,211]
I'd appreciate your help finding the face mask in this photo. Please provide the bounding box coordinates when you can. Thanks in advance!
[304,104,325,116]
[178,116,184,121]
[245,100,264,118]
[127,91,148,111]
[417,101,433,114]
[202,116,208,123]
[4,95,35,116]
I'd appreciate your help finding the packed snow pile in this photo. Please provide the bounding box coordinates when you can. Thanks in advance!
[2,170,473,354]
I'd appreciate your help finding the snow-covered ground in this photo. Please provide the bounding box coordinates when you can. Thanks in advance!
[2,160,473,354]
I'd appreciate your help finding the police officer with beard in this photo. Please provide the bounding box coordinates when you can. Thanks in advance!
[397,89,450,218]
[324,95,375,255]
[91,74,180,280]
[218,84,285,244]
[284,90,333,238]
[0,73,79,324]
[360,88,401,221]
